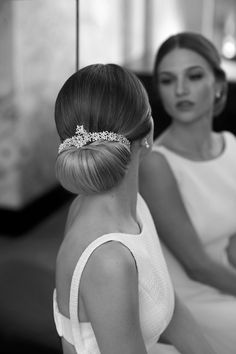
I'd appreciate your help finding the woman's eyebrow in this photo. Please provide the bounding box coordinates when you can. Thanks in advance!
[159,65,204,75]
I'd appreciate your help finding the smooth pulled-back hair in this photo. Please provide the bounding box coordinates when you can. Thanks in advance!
[153,32,228,116]
[55,64,152,195]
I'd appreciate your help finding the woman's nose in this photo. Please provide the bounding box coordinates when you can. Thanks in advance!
[175,78,189,96]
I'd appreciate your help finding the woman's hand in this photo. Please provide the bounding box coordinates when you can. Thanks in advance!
[226,233,236,269]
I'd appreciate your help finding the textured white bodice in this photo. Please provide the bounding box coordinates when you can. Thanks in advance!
[53,195,175,353]
[152,131,236,264]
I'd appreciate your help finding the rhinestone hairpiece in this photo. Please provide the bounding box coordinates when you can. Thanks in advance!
[58,125,130,154]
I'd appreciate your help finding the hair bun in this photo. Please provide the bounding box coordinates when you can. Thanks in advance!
[55,141,131,194]
[54,63,152,195]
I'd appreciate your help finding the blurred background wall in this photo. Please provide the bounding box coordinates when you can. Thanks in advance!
[1,0,236,226]
[0,0,75,210]
[79,0,236,74]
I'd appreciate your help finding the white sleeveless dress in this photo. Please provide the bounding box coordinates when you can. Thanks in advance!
[53,195,179,353]
[152,131,236,354]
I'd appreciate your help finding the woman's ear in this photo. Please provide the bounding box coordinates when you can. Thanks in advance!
[143,138,150,149]
[132,137,149,150]
[213,78,228,116]
[214,81,223,100]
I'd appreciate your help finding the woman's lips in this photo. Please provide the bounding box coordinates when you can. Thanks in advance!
[176,101,194,110]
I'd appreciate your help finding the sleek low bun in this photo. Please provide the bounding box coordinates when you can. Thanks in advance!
[55,141,131,195]
[54,64,152,195]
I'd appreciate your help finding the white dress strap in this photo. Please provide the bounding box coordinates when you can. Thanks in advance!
[152,144,175,157]
[53,289,74,344]
[69,233,130,353]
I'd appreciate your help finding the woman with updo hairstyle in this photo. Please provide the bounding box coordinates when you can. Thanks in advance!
[140,32,236,353]
[53,63,217,354]
[55,64,152,195]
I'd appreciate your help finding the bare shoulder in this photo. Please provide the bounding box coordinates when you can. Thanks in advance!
[80,241,146,354]
[139,134,180,203]
[141,129,173,170]
[80,240,139,322]
[81,241,137,290]
[56,229,138,313]
[140,145,173,181]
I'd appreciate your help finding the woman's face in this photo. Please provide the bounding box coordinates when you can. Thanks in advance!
[157,48,218,124]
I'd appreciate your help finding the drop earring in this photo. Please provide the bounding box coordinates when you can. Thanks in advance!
[144,138,150,149]
[215,91,221,99]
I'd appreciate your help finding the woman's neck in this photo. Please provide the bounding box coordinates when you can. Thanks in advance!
[80,158,140,228]
[166,119,223,160]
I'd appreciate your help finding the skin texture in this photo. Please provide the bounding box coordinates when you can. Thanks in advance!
[140,48,236,296]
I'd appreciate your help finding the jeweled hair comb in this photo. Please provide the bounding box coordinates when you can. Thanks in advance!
[58,125,130,154]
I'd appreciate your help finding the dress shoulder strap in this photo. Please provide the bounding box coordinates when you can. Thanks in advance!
[223,130,236,146]
[151,144,183,171]
[152,144,167,153]
[69,233,132,353]
[151,144,177,162]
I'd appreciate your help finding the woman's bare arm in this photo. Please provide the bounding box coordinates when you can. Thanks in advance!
[139,151,236,296]
[161,294,216,354]
[80,241,148,354]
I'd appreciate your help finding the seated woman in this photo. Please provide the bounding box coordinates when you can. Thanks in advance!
[139,32,236,354]
[53,63,216,353]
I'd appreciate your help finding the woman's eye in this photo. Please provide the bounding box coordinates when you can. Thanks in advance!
[189,73,204,80]
[159,77,173,85]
